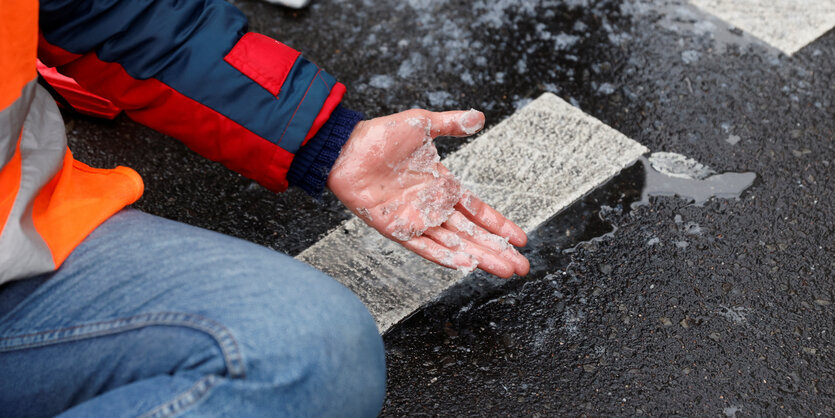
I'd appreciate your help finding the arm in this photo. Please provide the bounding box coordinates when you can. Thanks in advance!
[38,0,349,193]
[38,0,529,276]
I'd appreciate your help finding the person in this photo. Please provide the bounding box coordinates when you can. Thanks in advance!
[0,0,530,416]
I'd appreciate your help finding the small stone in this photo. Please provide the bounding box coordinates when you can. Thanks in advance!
[709,332,721,342]
[660,317,673,327]
[803,347,817,355]
[583,364,597,372]
[814,299,831,306]
[681,50,700,64]
[722,283,733,293]
[343,222,357,233]
[599,264,613,275]
[791,148,812,157]
[245,182,261,192]
[680,316,692,329]
[779,372,800,393]
[726,135,741,145]
[441,355,457,368]
[683,368,692,375]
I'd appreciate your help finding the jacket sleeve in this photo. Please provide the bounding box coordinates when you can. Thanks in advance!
[37,0,356,193]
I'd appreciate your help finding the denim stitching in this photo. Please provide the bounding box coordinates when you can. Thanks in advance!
[0,312,246,378]
[138,374,219,418]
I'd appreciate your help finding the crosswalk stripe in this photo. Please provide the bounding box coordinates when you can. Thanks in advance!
[296,93,648,332]
[689,0,835,55]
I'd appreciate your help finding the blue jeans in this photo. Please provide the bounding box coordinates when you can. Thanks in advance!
[0,210,386,417]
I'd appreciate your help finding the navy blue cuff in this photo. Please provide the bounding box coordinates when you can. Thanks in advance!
[287,105,364,198]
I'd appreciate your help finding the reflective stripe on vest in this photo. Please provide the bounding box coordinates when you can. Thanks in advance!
[0,80,65,281]
[0,80,144,284]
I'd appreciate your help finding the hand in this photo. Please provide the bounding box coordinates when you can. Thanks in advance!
[327,109,530,278]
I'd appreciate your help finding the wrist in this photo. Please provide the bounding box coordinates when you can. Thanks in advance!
[326,120,367,190]
[287,106,365,198]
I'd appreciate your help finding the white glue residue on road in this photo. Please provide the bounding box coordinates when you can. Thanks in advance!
[649,152,715,180]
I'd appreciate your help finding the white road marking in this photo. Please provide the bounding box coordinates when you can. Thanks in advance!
[296,93,648,332]
[689,0,835,55]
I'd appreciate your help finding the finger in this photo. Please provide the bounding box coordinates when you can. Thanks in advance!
[423,227,515,278]
[456,189,528,247]
[429,164,526,246]
[444,212,530,276]
[402,236,479,272]
[428,109,485,138]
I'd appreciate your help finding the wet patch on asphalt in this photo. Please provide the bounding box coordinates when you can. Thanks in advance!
[60,0,834,414]
[638,154,757,206]
[378,0,833,416]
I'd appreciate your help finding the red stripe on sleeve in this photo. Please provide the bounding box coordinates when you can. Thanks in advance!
[41,38,294,192]
[302,82,346,145]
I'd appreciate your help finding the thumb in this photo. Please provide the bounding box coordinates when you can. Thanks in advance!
[429,109,485,138]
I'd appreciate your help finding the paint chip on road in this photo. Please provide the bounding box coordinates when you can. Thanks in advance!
[689,0,835,55]
[297,93,648,332]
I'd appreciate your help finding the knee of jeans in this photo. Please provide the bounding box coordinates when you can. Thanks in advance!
[306,291,386,415]
[239,267,386,416]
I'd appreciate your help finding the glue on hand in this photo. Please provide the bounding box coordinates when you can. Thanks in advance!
[459,109,485,135]
[327,108,529,278]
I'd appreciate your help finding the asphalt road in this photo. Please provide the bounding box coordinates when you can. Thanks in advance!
[63,0,833,416]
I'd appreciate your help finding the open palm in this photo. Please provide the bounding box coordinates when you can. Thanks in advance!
[327,109,529,278]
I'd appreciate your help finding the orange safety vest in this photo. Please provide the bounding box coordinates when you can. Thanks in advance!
[0,0,143,283]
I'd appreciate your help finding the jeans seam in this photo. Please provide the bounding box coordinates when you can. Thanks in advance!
[0,312,246,378]
[138,374,220,418]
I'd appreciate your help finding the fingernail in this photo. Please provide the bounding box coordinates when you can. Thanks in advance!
[459,109,484,135]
